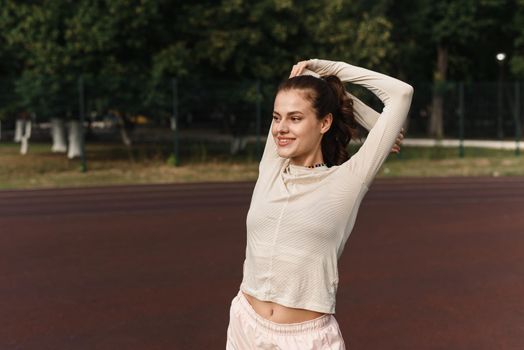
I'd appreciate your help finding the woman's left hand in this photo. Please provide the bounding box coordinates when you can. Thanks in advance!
[391,128,405,153]
[289,60,310,78]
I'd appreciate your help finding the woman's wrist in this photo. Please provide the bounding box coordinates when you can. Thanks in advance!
[306,58,347,79]
[307,58,319,72]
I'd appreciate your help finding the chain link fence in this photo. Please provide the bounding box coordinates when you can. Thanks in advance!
[408,81,523,140]
[1,77,523,167]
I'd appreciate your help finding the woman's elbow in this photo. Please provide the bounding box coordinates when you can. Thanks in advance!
[403,83,415,99]
[401,83,414,98]
[389,83,413,109]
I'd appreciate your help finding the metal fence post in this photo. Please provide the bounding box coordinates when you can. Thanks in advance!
[458,82,464,158]
[172,78,180,166]
[255,80,261,160]
[515,82,521,157]
[78,76,88,172]
[497,69,504,139]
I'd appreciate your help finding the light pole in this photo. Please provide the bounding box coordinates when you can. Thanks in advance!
[496,52,506,139]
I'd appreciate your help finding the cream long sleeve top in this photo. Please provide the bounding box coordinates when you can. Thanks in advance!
[239,59,414,314]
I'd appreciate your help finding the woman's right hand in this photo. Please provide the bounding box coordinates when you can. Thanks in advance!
[289,60,310,78]
[391,128,405,153]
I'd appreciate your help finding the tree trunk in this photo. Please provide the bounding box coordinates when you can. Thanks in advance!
[429,44,448,138]
[67,120,83,159]
[116,113,132,147]
[51,118,67,153]
[20,120,32,155]
[14,119,24,142]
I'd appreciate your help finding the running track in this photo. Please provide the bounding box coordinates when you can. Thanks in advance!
[1,177,524,350]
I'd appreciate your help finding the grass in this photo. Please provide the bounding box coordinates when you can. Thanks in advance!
[375,146,524,178]
[1,141,523,190]
[0,142,260,189]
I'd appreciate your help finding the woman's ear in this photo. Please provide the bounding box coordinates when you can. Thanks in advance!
[320,113,333,134]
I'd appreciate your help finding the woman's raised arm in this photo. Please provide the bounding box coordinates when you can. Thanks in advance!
[306,59,413,187]
[258,117,279,170]
[301,68,380,132]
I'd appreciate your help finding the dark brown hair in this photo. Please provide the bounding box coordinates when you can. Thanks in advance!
[276,74,357,167]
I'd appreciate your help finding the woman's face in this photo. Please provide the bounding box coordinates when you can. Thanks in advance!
[272,89,331,164]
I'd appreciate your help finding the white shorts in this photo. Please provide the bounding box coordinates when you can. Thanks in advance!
[226,289,346,349]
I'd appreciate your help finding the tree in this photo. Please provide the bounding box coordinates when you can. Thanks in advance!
[511,0,524,77]
[147,0,397,147]
[0,0,399,150]
[1,0,166,149]
[184,0,395,81]
[385,0,514,138]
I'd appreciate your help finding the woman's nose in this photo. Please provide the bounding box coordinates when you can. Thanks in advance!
[277,120,288,133]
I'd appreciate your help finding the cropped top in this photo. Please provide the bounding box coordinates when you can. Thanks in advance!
[239,59,414,314]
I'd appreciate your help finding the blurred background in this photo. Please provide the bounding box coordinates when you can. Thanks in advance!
[1,0,524,188]
[2,3,524,349]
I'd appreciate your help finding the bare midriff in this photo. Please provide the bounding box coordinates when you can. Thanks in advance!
[241,291,327,324]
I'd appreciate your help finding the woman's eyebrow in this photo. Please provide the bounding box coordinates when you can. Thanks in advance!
[272,111,304,116]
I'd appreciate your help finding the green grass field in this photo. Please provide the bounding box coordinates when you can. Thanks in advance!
[1,141,523,190]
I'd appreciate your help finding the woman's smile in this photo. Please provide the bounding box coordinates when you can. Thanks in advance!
[277,137,296,147]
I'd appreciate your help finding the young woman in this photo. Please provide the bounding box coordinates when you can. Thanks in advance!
[226,58,413,349]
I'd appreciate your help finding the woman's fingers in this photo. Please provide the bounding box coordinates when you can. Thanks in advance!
[390,128,406,153]
[299,61,309,74]
[289,65,298,78]
[396,129,405,144]
[296,61,307,75]
[391,141,400,153]
[289,61,309,78]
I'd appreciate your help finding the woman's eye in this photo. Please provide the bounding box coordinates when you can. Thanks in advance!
[292,117,301,122]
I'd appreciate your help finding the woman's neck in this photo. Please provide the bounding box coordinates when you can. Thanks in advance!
[289,152,324,168]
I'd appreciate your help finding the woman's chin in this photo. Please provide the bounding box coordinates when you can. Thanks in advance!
[277,149,294,158]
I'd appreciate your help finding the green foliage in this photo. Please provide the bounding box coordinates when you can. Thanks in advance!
[385,0,515,81]
[0,0,164,120]
[186,0,394,81]
[166,153,178,167]
[512,0,524,77]
[0,0,523,125]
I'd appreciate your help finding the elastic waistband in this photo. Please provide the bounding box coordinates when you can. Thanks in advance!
[235,289,332,335]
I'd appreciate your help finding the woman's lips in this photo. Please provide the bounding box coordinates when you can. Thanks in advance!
[277,138,295,146]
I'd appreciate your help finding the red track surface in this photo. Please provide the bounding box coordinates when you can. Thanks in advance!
[1,177,524,350]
